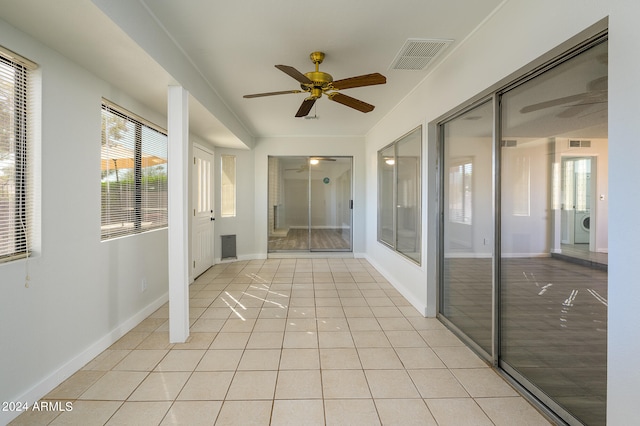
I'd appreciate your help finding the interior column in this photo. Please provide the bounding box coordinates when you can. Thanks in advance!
[167,85,190,343]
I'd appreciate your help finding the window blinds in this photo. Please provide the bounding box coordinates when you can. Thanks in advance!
[0,48,36,263]
[101,101,168,240]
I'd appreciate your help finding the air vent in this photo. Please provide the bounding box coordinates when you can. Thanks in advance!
[502,140,517,148]
[569,140,591,148]
[390,38,453,70]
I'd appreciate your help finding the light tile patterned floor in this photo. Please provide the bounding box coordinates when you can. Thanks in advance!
[10,258,552,425]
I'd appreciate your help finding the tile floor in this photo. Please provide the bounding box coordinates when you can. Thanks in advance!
[10,258,552,425]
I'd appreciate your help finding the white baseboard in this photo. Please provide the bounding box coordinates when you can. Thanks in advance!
[267,252,354,259]
[215,253,267,264]
[363,254,427,317]
[0,293,168,426]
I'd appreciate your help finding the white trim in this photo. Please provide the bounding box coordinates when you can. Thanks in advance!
[267,252,354,259]
[0,44,38,69]
[193,142,215,155]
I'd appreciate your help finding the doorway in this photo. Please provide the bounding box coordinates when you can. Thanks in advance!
[192,144,215,278]
[561,156,594,246]
[268,156,352,252]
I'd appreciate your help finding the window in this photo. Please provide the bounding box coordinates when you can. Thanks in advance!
[101,101,168,240]
[220,155,236,217]
[0,47,36,263]
[377,126,422,264]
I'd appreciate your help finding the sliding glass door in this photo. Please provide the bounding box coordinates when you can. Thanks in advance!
[439,35,608,425]
[268,156,352,252]
[440,100,494,355]
[309,157,352,251]
[499,39,608,425]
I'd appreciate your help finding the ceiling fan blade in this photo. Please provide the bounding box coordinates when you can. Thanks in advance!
[556,101,607,118]
[520,93,594,113]
[328,92,375,113]
[331,73,386,90]
[275,64,313,84]
[243,90,303,98]
[295,98,316,117]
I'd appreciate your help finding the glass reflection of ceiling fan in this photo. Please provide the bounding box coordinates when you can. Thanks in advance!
[520,76,607,118]
[285,157,335,173]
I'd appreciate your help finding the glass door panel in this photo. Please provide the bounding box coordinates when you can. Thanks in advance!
[309,157,352,251]
[440,100,494,355]
[268,156,310,251]
[499,40,607,425]
[268,156,352,252]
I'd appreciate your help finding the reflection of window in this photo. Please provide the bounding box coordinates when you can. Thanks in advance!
[101,101,168,241]
[0,48,36,263]
[377,126,422,264]
[449,160,472,224]
[221,155,236,217]
[574,158,590,211]
[377,145,395,247]
[512,155,530,216]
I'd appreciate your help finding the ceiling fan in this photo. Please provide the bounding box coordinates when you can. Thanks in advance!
[520,76,607,118]
[285,157,335,173]
[243,51,386,117]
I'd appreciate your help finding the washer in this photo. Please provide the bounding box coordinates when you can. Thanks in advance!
[574,211,590,244]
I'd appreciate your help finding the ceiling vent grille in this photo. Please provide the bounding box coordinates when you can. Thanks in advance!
[569,140,591,148]
[390,38,453,70]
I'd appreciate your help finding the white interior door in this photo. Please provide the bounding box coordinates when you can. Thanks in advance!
[192,145,215,278]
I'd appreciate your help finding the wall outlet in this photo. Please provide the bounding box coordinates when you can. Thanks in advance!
[141,278,147,293]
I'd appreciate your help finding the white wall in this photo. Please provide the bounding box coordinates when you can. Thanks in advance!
[0,19,171,424]
[443,136,493,257]
[254,137,366,256]
[500,139,551,257]
[365,123,428,314]
[365,0,640,423]
[607,2,640,423]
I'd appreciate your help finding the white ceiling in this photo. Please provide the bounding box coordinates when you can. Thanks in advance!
[0,0,506,148]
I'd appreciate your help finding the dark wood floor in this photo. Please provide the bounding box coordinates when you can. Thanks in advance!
[442,255,607,425]
[268,228,351,251]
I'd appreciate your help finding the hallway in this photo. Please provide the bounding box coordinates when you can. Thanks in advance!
[11,258,550,425]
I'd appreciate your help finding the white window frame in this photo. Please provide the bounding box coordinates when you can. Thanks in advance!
[377,126,422,264]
